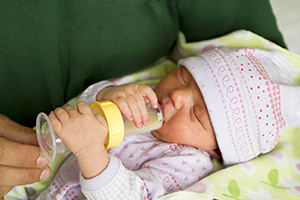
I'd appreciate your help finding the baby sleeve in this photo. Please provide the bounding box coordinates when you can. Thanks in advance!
[80,155,147,200]
[80,143,213,200]
[78,80,117,105]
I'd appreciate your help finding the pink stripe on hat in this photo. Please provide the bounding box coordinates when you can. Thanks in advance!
[179,47,300,166]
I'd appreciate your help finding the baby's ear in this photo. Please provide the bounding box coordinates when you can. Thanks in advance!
[207,148,222,159]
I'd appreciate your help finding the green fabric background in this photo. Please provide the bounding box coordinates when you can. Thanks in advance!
[0,0,285,126]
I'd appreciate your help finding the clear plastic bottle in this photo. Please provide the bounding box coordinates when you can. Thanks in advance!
[36,100,164,162]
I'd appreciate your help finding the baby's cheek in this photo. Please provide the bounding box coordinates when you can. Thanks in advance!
[162,124,183,141]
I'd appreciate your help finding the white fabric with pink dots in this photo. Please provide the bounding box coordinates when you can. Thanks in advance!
[36,132,213,200]
[179,47,300,166]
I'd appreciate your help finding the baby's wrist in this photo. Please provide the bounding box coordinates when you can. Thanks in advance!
[77,145,109,179]
[96,86,113,101]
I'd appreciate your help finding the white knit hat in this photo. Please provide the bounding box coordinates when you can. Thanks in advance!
[179,47,300,166]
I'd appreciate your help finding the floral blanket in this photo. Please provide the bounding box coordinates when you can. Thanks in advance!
[6,30,300,200]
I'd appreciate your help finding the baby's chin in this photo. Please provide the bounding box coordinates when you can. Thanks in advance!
[150,130,165,142]
[151,130,175,145]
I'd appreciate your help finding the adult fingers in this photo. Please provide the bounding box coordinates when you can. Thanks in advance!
[0,165,51,187]
[0,186,12,198]
[0,114,38,146]
[0,138,48,168]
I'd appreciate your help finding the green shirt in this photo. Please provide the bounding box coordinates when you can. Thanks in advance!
[0,0,285,126]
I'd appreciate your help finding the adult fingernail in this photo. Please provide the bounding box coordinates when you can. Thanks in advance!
[39,168,50,181]
[37,156,48,167]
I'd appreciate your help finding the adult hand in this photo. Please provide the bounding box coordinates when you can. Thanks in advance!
[0,114,51,198]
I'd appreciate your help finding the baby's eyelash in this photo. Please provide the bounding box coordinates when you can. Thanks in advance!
[180,68,186,84]
[193,106,201,123]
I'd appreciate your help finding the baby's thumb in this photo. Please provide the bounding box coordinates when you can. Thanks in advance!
[94,114,108,128]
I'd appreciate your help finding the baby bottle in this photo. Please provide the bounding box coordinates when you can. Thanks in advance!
[36,100,164,162]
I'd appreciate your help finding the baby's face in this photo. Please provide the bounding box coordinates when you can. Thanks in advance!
[152,66,217,152]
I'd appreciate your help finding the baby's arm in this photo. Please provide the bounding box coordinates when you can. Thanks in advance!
[49,81,158,179]
[80,155,147,200]
[80,144,213,200]
[49,102,109,179]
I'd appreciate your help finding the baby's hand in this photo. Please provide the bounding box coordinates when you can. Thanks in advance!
[49,102,108,158]
[49,102,110,179]
[96,83,158,128]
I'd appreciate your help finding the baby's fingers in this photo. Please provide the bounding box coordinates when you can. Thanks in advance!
[116,96,144,128]
[77,101,92,115]
[53,107,70,124]
[94,114,108,128]
[49,111,63,134]
[139,85,158,109]
[115,97,133,121]
[133,96,149,127]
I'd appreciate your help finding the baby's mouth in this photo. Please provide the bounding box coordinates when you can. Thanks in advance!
[159,102,164,112]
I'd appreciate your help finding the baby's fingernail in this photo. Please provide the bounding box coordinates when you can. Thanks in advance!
[39,168,50,181]
[37,156,48,167]
[152,102,158,108]
[143,119,149,126]
[137,122,142,128]
[128,115,133,121]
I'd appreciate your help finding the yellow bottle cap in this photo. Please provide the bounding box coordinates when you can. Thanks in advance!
[90,101,124,149]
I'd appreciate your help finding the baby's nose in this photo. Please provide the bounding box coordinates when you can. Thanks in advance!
[171,89,190,110]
